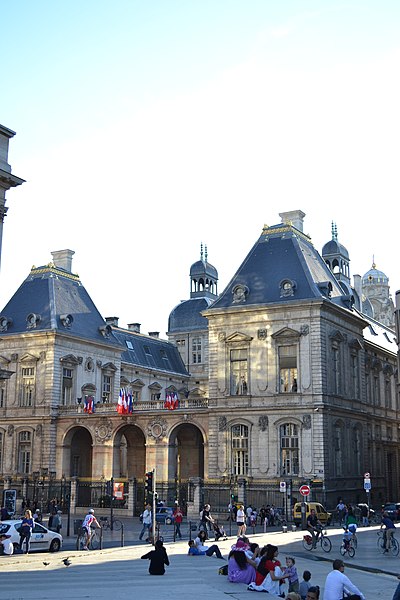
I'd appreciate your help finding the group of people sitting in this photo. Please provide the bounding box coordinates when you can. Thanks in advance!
[226,535,318,599]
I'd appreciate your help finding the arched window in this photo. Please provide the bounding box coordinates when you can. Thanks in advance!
[280,423,299,475]
[231,424,249,475]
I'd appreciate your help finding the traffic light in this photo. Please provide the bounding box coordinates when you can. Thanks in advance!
[145,471,153,492]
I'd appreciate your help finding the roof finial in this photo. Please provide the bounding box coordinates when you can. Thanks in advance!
[200,243,203,261]
[205,244,208,262]
[331,221,336,241]
[372,254,376,269]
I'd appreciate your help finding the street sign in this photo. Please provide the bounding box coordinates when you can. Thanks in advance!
[364,481,371,490]
[364,472,370,479]
[299,484,310,496]
[279,481,286,493]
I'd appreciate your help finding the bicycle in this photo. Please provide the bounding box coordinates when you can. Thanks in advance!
[340,538,355,558]
[302,529,332,552]
[76,526,100,550]
[377,530,399,556]
[99,516,122,531]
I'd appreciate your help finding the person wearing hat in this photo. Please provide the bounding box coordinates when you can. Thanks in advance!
[0,533,14,555]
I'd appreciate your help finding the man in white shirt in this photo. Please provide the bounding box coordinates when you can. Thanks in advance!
[0,533,13,555]
[323,559,365,600]
[139,504,152,541]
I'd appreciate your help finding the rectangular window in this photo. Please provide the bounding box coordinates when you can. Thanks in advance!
[176,339,186,347]
[143,345,156,367]
[351,354,360,399]
[279,346,297,393]
[62,367,73,405]
[230,349,248,395]
[385,378,392,408]
[160,349,171,370]
[18,431,32,474]
[20,367,35,407]
[192,336,202,364]
[280,423,299,475]
[232,425,249,475]
[373,374,380,406]
[102,375,112,401]
[0,384,4,408]
[332,346,341,394]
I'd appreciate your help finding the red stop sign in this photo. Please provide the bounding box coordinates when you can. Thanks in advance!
[299,485,310,496]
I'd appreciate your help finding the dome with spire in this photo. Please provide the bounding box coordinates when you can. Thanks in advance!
[189,243,218,280]
[362,261,389,286]
[322,222,349,260]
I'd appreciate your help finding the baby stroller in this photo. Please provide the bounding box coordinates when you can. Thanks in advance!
[212,520,228,541]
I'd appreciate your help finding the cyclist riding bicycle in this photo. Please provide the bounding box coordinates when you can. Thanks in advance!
[306,509,323,549]
[380,511,396,553]
[342,527,352,550]
[82,508,101,550]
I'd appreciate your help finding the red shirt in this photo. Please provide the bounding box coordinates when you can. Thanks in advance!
[255,558,280,585]
[173,508,183,523]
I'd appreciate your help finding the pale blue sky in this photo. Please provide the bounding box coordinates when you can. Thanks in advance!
[2,1,400,334]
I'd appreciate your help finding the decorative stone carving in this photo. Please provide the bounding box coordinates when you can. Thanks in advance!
[7,424,14,436]
[94,419,113,444]
[218,332,226,342]
[258,329,267,340]
[10,354,18,361]
[300,325,309,336]
[232,284,249,304]
[258,416,268,431]
[96,360,102,367]
[36,424,43,437]
[218,416,227,432]
[302,414,311,429]
[147,417,167,441]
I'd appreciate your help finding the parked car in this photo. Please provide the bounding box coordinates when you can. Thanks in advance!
[155,507,175,524]
[139,506,175,524]
[293,501,332,526]
[381,502,400,521]
[0,519,63,553]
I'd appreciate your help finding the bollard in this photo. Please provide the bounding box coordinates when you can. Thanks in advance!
[292,525,296,532]
[282,525,288,533]
[100,527,103,549]
[121,524,124,547]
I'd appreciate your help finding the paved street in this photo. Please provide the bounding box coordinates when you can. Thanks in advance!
[1,521,399,599]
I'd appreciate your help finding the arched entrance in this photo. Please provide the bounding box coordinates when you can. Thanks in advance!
[168,423,204,481]
[62,426,93,478]
[113,425,146,479]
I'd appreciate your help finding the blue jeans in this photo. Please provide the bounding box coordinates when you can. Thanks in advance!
[139,522,151,540]
[206,544,223,558]
[20,532,31,553]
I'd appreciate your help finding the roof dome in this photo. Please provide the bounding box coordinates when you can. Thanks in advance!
[190,259,218,279]
[168,297,214,333]
[321,239,349,260]
[362,263,389,286]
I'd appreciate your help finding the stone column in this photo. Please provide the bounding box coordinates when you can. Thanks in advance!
[237,478,247,507]
[128,478,136,517]
[186,477,203,522]
[70,477,77,514]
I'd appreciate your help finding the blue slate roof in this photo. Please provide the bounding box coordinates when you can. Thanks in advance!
[112,327,189,376]
[209,223,349,310]
[0,263,121,347]
[168,297,215,333]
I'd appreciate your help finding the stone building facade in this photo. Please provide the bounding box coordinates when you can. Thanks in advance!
[0,208,398,514]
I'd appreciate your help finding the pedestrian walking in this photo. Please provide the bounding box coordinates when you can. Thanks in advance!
[139,504,152,541]
[173,505,183,539]
[236,504,246,536]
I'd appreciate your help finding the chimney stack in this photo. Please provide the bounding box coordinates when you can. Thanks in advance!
[105,317,119,327]
[51,249,75,273]
[148,332,159,338]
[279,210,305,232]
[128,323,141,333]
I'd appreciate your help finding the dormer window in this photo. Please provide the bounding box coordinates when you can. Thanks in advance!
[26,313,41,330]
[0,315,12,332]
[279,279,296,298]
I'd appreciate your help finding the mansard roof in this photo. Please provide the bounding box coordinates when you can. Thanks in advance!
[0,262,121,348]
[112,326,189,377]
[208,222,348,311]
[168,297,214,333]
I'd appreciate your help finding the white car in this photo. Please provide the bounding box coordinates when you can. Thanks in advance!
[0,519,63,553]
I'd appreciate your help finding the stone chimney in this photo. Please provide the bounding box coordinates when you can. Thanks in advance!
[148,331,159,338]
[51,249,75,272]
[128,323,141,333]
[279,210,305,232]
[105,317,119,327]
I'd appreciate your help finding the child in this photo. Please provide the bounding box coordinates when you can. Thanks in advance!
[141,539,170,575]
[298,570,312,600]
[343,527,352,550]
[284,556,299,593]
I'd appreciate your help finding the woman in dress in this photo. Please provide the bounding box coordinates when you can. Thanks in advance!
[248,544,289,594]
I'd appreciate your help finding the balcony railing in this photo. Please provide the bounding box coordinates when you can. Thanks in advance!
[57,397,209,415]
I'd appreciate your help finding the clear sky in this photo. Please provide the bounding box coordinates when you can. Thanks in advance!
[1,0,400,336]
